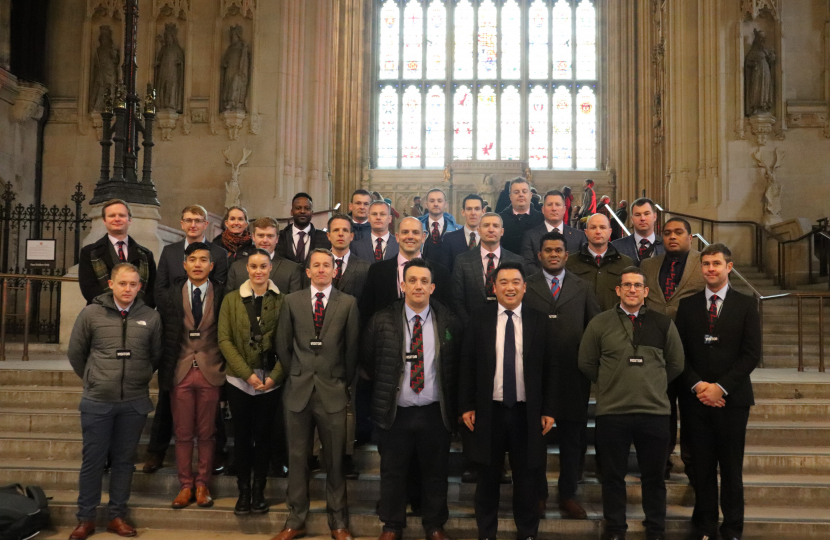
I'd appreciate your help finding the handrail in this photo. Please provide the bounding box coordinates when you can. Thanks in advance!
[600,203,632,237]
[691,234,763,298]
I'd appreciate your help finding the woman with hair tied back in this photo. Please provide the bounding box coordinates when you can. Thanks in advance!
[213,206,253,262]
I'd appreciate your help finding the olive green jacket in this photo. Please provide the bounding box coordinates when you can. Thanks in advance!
[566,243,634,311]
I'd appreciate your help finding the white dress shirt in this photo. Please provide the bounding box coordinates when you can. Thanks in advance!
[187,280,209,310]
[185,236,207,248]
[428,217,445,237]
[292,224,312,255]
[481,246,501,284]
[310,284,333,311]
[544,222,563,234]
[113,299,134,313]
[588,246,607,260]
[493,304,526,402]
[371,232,391,257]
[464,226,480,246]
[109,234,128,260]
[705,283,729,316]
[397,304,438,407]
[619,305,640,318]
[634,232,656,246]
[334,251,351,275]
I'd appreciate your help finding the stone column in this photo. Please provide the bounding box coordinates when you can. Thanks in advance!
[0,0,9,71]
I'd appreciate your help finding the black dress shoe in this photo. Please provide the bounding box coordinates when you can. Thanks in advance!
[343,455,359,480]
[461,468,479,483]
[213,452,228,475]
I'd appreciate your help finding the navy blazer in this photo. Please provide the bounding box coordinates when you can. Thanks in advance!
[521,223,586,271]
[350,234,399,263]
[156,239,229,290]
[611,234,665,267]
[440,228,477,272]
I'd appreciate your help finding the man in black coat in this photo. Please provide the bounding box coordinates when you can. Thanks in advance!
[156,205,228,290]
[275,193,331,264]
[439,194,485,272]
[351,200,399,263]
[79,199,157,307]
[225,217,304,294]
[611,197,665,266]
[362,259,463,540]
[521,190,586,270]
[523,231,600,520]
[499,177,544,255]
[675,244,761,540]
[460,261,556,540]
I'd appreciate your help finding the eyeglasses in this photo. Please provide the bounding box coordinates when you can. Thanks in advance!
[620,283,645,290]
[182,219,207,225]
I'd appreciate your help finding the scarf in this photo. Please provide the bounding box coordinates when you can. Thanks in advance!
[221,228,252,255]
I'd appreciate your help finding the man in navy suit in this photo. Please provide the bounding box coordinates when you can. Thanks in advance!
[521,190,586,270]
[351,200,399,263]
[611,197,665,266]
[441,193,485,272]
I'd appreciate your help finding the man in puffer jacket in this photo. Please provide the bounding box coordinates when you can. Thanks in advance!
[67,262,163,540]
[361,258,463,540]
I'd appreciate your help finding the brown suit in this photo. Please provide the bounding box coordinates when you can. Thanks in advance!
[173,283,225,387]
[641,250,707,320]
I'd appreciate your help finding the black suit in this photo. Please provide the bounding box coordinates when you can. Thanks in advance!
[611,234,665,267]
[358,256,452,323]
[450,247,524,327]
[78,235,157,307]
[156,239,229,290]
[459,304,555,540]
[520,223,586,271]
[440,228,477,272]
[499,207,544,255]
[274,223,331,264]
[676,287,761,540]
[523,269,600,502]
[421,220,452,269]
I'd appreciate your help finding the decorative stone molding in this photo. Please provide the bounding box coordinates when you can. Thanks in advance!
[190,107,208,124]
[49,99,79,124]
[741,0,780,21]
[787,102,828,129]
[751,146,783,226]
[248,112,260,135]
[153,0,190,18]
[87,0,124,19]
[155,109,178,141]
[748,112,775,146]
[222,109,245,140]
[221,0,256,18]
[10,81,47,123]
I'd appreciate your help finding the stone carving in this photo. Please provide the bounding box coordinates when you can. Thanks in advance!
[190,108,209,123]
[751,147,784,225]
[155,110,178,141]
[154,23,185,112]
[222,110,245,140]
[220,25,251,113]
[11,81,47,123]
[748,112,775,146]
[223,146,251,208]
[87,0,124,19]
[89,26,120,112]
[741,0,779,21]
[745,29,775,117]
[222,0,256,18]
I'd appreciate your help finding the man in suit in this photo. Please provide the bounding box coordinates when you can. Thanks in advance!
[641,216,707,480]
[521,190,587,270]
[452,212,524,327]
[577,179,596,228]
[611,198,665,266]
[79,199,157,308]
[676,244,761,540]
[441,193,485,272]
[273,249,360,540]
[566,214,633,311]
[460,261,555,540]
[349,189,373,241]
[362,258,463,540]
[499,177,544,255]
[523,231,601,520]
[417,188,460,267]
[579,266,684,540]
[143,205,229,474]
[276,193,332,264]
[351,200,399,263]
[225,217,304,294]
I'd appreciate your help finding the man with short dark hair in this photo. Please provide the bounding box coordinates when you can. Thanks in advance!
[611,198,665,265]
[579,267,685,540]
[499,177,544,254]
[225,217,304,293]
[441,194,486,272]
[349,189,373,240]
[157,205,229,290]
[417,189,460,267]
[409,196,424,217]
[521,190,586,270]
[276,193,332,264]
[351,200,400,263]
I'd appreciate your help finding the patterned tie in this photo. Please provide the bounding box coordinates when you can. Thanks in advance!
[469,232,477,250]
[313,292,325,336]
[192,287,203,329]
[431,222,441,244]
[374,238,384,262]
[595,254,602,266]
[502,311,517,407]
[708,295,719,333]
[638,239,651,260]
[335,259,344,280]
[296,231,307,262]
[664,260,678,300]
[485,253,496,297]
[409,314,424,393]
[628,314,637,324]
[550,276,560,300]
[120,310,127,318]
[116,241,126,262]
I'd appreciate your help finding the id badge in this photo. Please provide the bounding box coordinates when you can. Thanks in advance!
[188,331,201,339]
[309,340,323,350]
[405,353,420,363]
[704,335,719,345]
[486,296,497,302]
[548,314,558,319]
[116,349,132,359]
[629,356,644,366]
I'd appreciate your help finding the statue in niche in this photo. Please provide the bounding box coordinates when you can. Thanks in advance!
[745,28,775,117]
[220,25,251,113]
[154,23,185,112]
[89,26,120,112]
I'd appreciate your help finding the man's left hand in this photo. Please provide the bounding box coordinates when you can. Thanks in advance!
[698,383,725,407]
[541,416,555,435]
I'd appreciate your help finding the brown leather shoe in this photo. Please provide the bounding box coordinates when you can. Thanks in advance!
[427,529,450,540]
[196,485,214,507]
[270,528,307,540]
[377,532,399,540]
[331,529,355,540]
[106,517,137,537]
[69,520,95,540]
[172,487,193,509]
[142,454,164,474]
[559,498,588,519]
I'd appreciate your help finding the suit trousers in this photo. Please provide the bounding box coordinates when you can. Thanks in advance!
[378,402,451,535]
[667,378,693,478]
[285,388,349,530]
[77,401,148,521]
[147,388,227,458]
[225,383,279,481]
[595,414,670,537]
[476,402,545,540]
[171,367,222,489]
[556,419,588,500]
[685,398,750,539]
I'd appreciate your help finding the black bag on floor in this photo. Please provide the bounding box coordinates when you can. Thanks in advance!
[0,484,50,540]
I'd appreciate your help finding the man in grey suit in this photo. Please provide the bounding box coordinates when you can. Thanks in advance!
[273,249,360,540]
[225,217,304,294]
[521,190,586,270]
[611,197,665,266]
[351,200,399,263]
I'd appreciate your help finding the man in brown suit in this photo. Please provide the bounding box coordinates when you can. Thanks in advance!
[156,243,227,509]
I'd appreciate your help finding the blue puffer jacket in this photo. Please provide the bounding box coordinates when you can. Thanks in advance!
[417,212,461,233]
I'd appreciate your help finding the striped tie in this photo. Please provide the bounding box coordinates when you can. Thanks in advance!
[374,238,383,262]
[116,241,126,262]
[664,260,678,300]
[708,295,719,333]
[550,276,560,300]
[485,253,496,297]
[313,292,325,336]
[409,315,424,393]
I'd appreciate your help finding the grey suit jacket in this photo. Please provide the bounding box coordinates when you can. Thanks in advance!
[225,254,303,295]
[334,254,370,303]
[157,239,229,290]
[276,287,360,414]
[521,223,586,271]
[351,234,399,263]
[611,234,665,267]
[451,247,524,326]
[641,250,707,320]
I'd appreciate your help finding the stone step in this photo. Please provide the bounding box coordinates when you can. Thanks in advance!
[39,490,830,539]
[0,386,159,409]
[762,333,826,346]
[758,356,827,370]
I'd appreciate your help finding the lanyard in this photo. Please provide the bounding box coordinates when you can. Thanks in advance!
[616,309,645,354]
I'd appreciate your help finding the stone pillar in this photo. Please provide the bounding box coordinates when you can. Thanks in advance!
[0,0,9,71]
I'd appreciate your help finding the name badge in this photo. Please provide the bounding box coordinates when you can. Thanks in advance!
[309,340,323,350]
[486,296,497,302]
[405,353,420,362]
[704,335,719,345]
[116,349,131,359]
[548,314,558,319]
[629,356,644,366]
[189,331,201,339]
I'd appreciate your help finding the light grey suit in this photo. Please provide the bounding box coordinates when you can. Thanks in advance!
[276,286,360,530]
[451,247,524,327]
[225,253,303,294]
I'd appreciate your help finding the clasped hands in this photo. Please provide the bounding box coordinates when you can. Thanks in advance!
[247,373,276,392]
[695,381,726,407]
[462,411,555,435]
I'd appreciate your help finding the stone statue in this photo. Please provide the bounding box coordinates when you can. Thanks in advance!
[223,146,252,209]
[220,25,251,112]
[745,29,775,117]
[154,23,185,112]
[89,26,120,112]
[751,147,784,224]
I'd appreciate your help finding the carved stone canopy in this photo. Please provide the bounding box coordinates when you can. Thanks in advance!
[741,0,779,21]
[87,0,124,19]
[222,0,256,18]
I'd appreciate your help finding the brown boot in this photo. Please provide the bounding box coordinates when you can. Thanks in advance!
[172,487,193,509]
[106,517,137,537]
[270,528,306,540]
[196,485,214,507]
[68,521,95,540]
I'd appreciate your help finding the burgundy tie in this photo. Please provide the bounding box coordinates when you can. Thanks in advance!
[638,239,651,260]
[335,259,344,280]
[431,222,441,244]
[409,314,424,393]
[595,254,602,266]
[313,292,325,336]
[374,238,384,262]
[120,310,127,318]
[628,314,639,327]
[708,295,719,333]
[485,253,496,297]
[664,260,678,300]
[469,232,477,250]
[116,241,126,262]
[296,231,307,262]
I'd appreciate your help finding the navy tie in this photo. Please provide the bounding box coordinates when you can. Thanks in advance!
[192,287,203,329]
[503,310,517,408]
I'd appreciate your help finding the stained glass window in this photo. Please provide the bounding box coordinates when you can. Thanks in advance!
[374,0,600,170]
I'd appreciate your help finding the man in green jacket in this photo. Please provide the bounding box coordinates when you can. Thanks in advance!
[578,266,684,540]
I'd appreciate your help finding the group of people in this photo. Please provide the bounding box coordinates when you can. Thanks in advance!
[66,179,760,540]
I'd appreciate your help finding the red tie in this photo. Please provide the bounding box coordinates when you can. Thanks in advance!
[116,241,126,262]
[374,238,384,262]
[485,253,496,297]
[121,310,127,318]
[469,232,477,250]
[628,314,639,327]
[638,239,651,260]
[313,292,325,336]
[335,259,344,280]
[595,254,602,266]
[409,314,424,393]
[431,222,441,244]
[664,260,678,300]
[550,276,560,300]
[296,231,307,262]
[708,295,719,333]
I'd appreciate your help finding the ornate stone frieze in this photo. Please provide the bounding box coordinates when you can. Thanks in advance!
[748,113,775,146]
[787,102,829,135]
[153,0,190,18]
[87,0,124,19]
[221,0,256,18]
[190,107,208,123]
[741,0,779,21]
